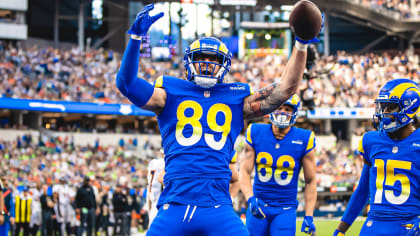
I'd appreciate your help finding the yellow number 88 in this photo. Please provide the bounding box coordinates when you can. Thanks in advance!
[256,152,295,186]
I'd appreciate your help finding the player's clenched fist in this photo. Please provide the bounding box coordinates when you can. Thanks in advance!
[247,196,267,219]
[127,4,164,37]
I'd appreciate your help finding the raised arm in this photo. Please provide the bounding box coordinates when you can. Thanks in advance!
[116,4,166,114]
[243,44,307,120]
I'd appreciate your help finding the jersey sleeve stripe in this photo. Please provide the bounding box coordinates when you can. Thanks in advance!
[306,131,315,151]
[246,124,253,145]
[230,152,237,164]
[358,134,365,155]
[249,86,254,95]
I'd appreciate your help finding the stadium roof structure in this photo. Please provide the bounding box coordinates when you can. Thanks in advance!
[139,0,420,44]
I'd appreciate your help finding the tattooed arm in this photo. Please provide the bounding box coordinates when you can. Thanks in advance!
[243,47,307,120]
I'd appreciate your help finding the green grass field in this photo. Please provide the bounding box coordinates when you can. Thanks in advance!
[295,218,365,236]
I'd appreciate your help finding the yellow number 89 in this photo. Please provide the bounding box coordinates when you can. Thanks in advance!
[175,100,232,150]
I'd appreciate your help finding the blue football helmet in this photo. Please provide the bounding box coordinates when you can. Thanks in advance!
[184,37,232,88]
[269,94,300,128]
[373,78,420,133]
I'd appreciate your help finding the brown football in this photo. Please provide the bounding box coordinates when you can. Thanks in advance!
[289,0,322,41]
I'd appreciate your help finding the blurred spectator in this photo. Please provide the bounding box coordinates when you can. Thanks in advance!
[14,186,32,236]
[52,191,62,236]
[112,184,129,236]
[29,182,42,236]
[96,186,110,236]
[52,177,74,235]
[0,175,15,236]
[40,184,54,236]
[75,176,97,236]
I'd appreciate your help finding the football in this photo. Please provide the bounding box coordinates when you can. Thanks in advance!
[289,0,322,41]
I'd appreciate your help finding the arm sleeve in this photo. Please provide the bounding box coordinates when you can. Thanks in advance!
[341,164,370,225]
[116,38,154,107]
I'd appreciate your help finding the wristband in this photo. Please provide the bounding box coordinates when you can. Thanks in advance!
[130,35,142,41]
[295,41,308,52]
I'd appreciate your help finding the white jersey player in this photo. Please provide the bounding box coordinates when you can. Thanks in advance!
[146,152,165,226]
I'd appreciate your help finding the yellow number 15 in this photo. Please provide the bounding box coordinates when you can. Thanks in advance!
[175,100,232,150]
[374,159,412,205]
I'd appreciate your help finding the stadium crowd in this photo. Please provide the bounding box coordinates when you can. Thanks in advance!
[0,41,418,109]
[0,133,161,235]
[359,0,420,19]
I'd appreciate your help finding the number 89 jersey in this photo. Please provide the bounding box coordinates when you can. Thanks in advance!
[155,76,252,182]
[358,129,420,220]
[246,123,315,207]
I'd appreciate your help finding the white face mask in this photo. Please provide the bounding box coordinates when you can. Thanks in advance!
[270,112,292,128]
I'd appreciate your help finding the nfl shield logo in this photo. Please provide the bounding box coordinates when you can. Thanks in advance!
[204,91,210,98]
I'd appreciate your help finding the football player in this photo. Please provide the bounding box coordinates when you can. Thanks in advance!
[333,79,420,236]
[239,95,317,236]
[146,150,165,226]
[116,4,315,235]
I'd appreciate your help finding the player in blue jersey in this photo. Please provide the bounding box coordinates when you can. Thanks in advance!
[239,94,317,236]
[116,4,316,235]
[333,78,420,236]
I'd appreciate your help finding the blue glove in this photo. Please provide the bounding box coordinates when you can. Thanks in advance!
[301,216,316,235]
[333,229,345,236]
[407,217,420,236]
[127,4,164,37]
[247,196,267,219]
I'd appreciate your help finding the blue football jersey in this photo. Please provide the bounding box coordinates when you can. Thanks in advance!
[154,76,252,207]
[245,123,316,207]
[358,129,420,220]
